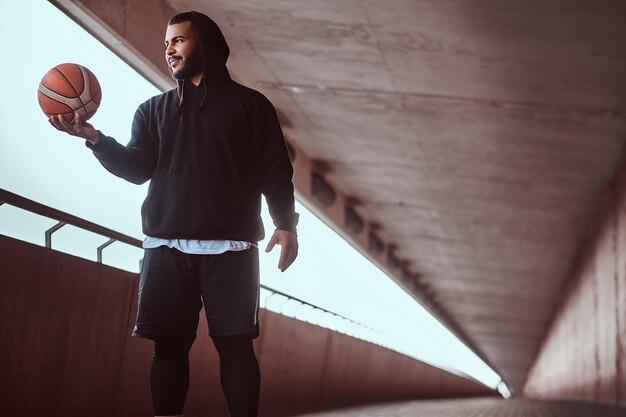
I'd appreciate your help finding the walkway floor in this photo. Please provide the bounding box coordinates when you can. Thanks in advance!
[294,397,626,417]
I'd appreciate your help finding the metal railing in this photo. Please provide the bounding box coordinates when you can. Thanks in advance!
[0,187,399,348]
[0,188,141,263]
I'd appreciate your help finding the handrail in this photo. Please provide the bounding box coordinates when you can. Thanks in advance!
[259,283,373,330]
[0,188,142,249]
[0,187,373,333]
[0,188,493,384]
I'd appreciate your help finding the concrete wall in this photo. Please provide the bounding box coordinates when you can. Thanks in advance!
[524,165,626,405]
[0,236,494,417]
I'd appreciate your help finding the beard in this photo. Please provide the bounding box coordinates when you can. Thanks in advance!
[170,45,204,80]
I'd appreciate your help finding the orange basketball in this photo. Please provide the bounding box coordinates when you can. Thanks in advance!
[38,63,102,123]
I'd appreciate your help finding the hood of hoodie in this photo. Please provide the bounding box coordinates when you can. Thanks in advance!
[175,11,231,112]
[192,11,230,76]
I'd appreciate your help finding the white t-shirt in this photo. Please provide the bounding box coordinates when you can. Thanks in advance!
[143,236,255,255]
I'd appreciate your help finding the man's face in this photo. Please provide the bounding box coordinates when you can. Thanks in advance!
[165,21,203,80]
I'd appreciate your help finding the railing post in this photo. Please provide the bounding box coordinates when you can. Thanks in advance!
[45,221,67,249]
[97,238,116,264]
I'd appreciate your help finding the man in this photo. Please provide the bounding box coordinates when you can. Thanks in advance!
[49,10,299,417]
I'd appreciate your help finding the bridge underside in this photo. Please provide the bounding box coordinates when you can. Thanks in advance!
[50,0,626,400]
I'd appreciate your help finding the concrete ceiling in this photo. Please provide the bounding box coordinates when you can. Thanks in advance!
[55,0,626,394]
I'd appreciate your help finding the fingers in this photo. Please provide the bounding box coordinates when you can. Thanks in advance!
[265,234,278,253]
[48,116,62,131]
[48,114,69,131]
[265,230,298,272]
[57,114,74,131]
[278,243,298,272]
[60,112,86,132]
[48,114,75,134]
[277,234,298,272]
[48,112,97,142]
[74,111,84,125]
[278,244,288,271]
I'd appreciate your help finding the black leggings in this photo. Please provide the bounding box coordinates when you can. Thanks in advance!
[151,335,260,417]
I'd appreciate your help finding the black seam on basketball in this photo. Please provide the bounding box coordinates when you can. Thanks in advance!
[53,66,87,116]
[40,82,75,100]
[39,93,74,115]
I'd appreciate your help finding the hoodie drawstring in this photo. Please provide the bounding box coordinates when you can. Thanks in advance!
[176,78,208,114]
[176,79,185,114]
[198,80,208,112]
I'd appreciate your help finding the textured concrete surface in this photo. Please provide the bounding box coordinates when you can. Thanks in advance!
[294,397,626,417]
[524,146,626,406]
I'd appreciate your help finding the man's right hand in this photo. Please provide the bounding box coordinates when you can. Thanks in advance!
[48,111,99,145]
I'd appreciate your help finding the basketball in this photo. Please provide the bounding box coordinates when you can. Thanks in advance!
[38,63,102,123]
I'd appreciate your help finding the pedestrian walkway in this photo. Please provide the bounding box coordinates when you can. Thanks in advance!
[294,397,626,417]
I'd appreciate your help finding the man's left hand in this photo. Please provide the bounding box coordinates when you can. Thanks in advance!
[265,230,298,272]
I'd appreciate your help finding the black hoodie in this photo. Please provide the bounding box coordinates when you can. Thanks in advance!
[87,12,298,242]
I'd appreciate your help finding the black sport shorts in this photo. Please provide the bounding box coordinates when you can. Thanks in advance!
[132,245,260,340]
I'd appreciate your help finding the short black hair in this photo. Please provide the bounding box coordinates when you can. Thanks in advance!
[168,11,198,29]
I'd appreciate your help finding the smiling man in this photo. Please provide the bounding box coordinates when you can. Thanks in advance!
[49,10,299,417]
